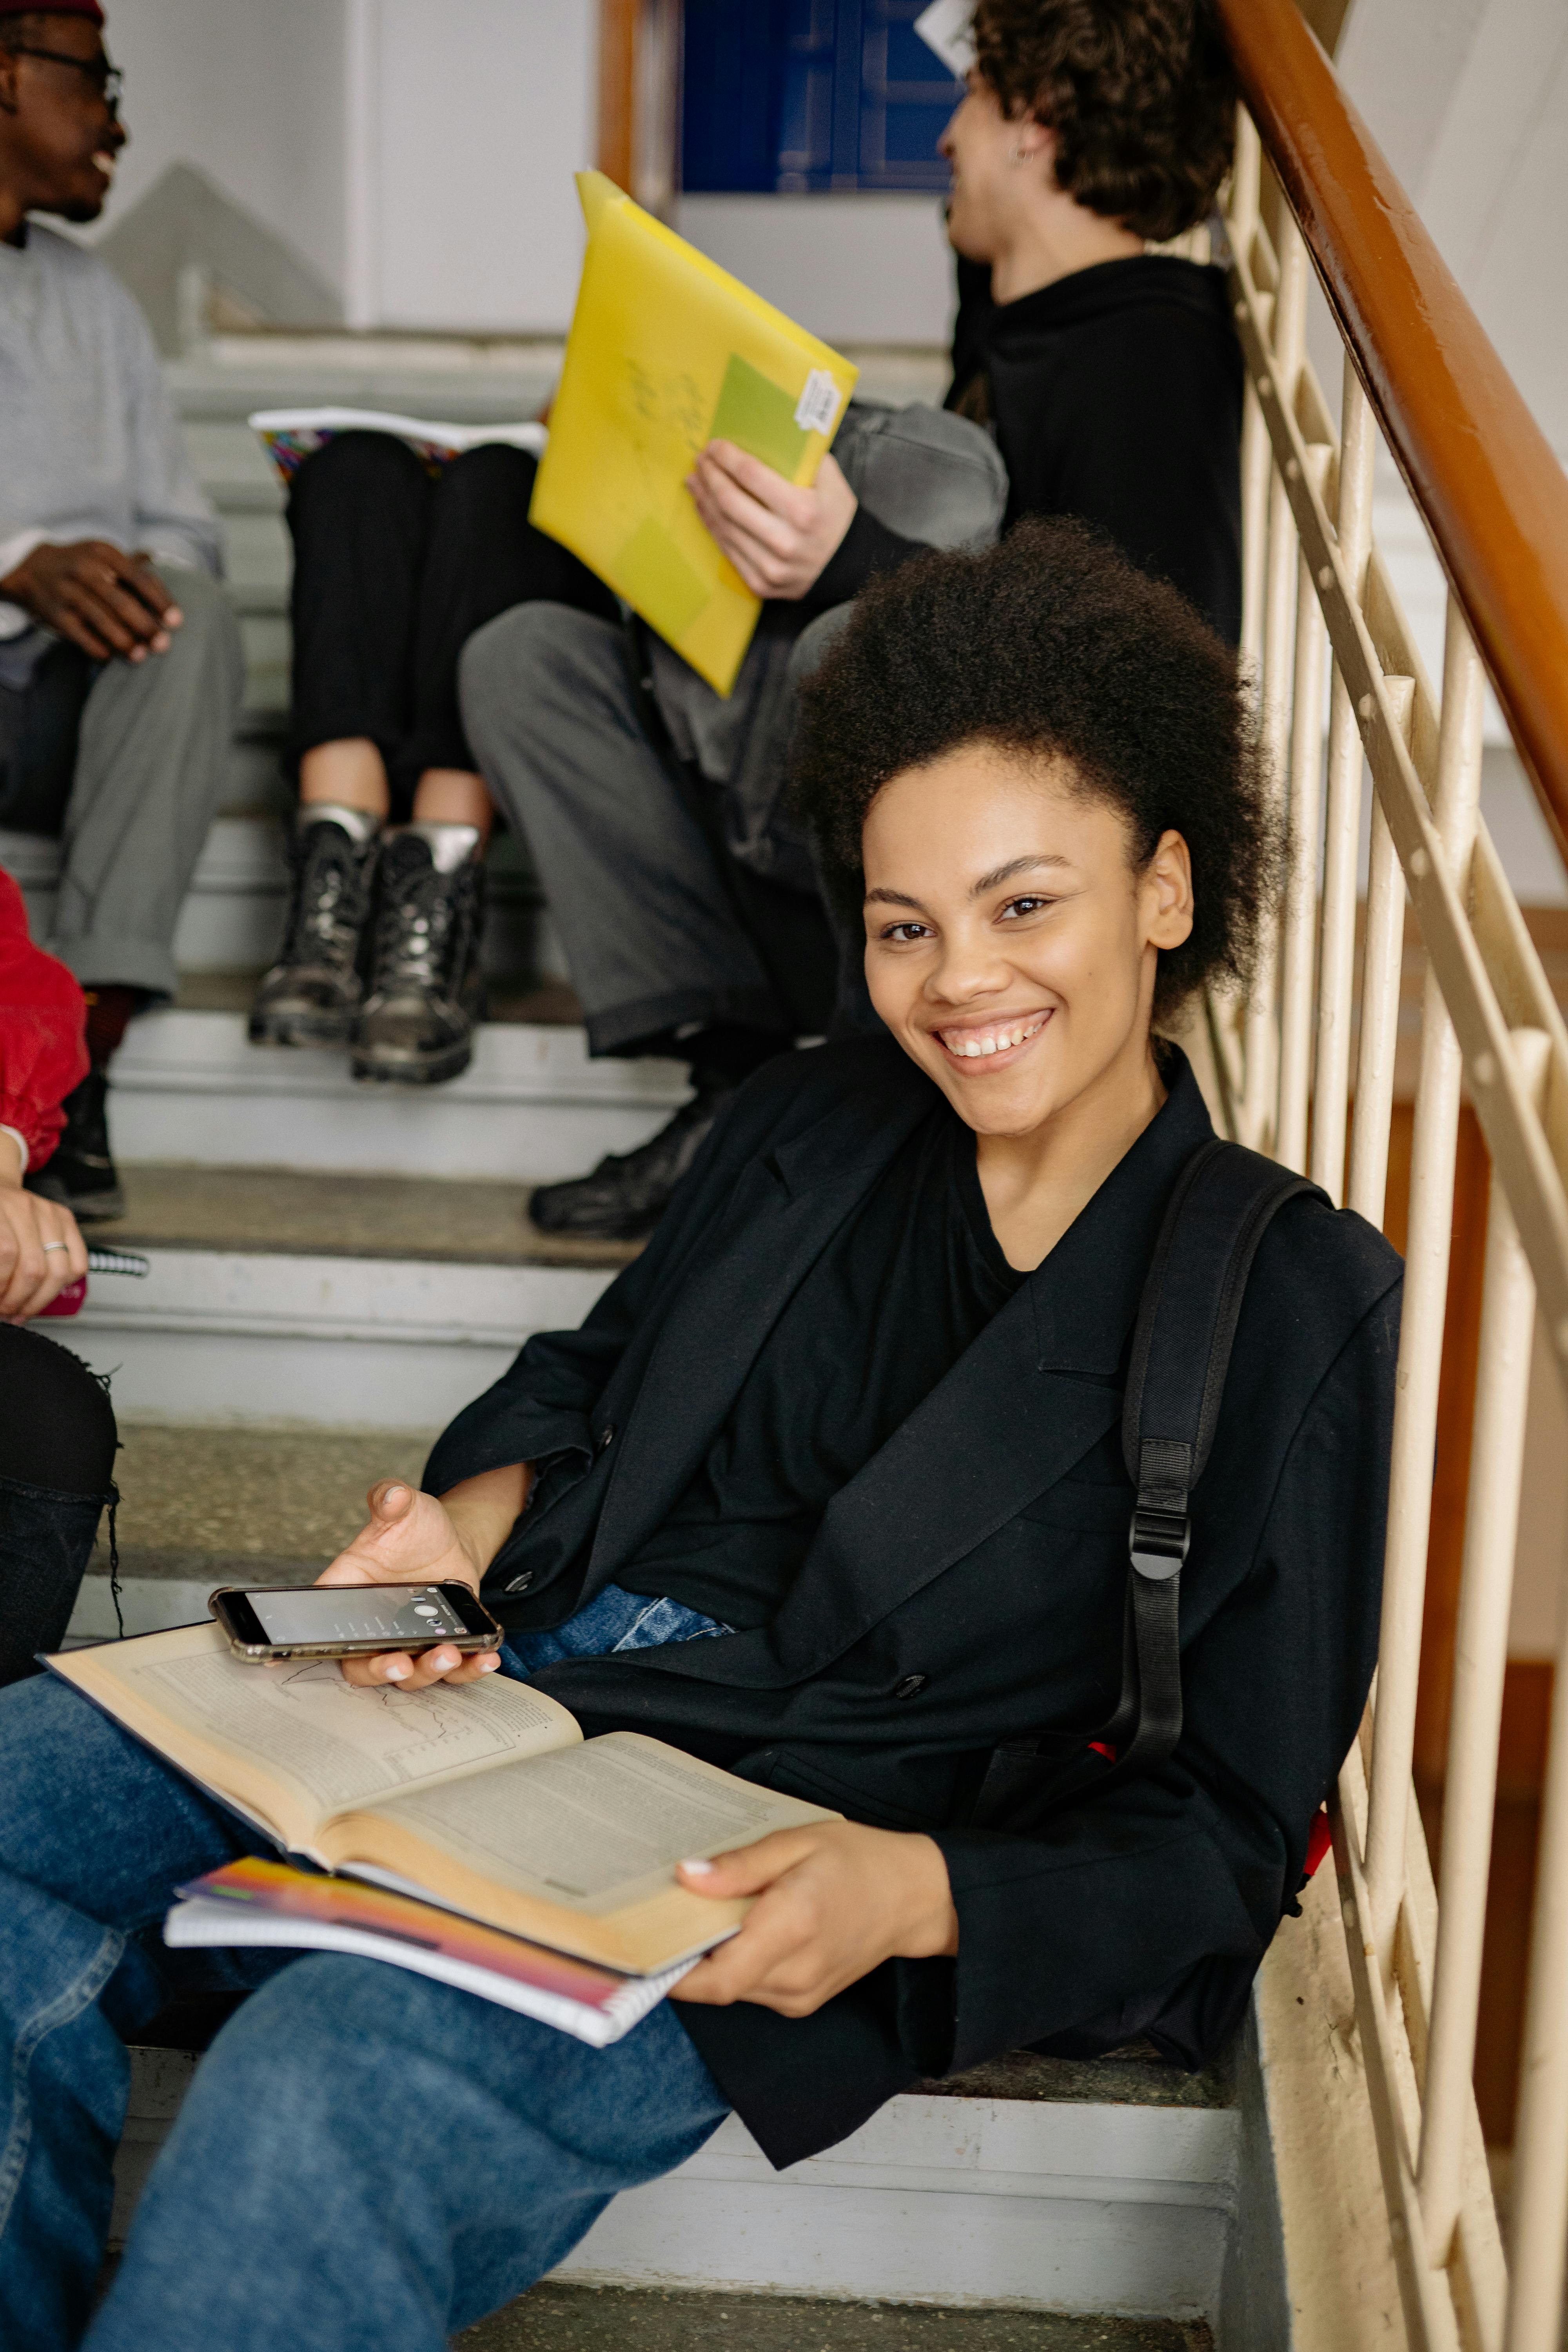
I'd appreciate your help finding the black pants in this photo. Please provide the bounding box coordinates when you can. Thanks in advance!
[286,432,620,822]
[0,1324,117,1685]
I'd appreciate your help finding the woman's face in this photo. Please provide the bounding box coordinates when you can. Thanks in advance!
[861,743,1194,1140]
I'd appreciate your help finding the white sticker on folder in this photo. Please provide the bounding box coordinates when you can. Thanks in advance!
[794,370,842,436]
[913,0,975,78]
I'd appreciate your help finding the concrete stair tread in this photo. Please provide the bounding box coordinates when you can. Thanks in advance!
[456,2284,1212,2349]
[173,969,585,1027]
[107,1163,641,1271]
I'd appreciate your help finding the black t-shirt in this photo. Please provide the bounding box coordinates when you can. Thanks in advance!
[624,1102,1022,1630]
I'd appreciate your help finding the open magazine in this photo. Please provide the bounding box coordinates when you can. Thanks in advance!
[50,1622,835,1981]
[249,408,547,487]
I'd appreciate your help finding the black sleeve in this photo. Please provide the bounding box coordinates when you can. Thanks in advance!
[917,1282,1397,2072]
[1005,309,1243,646]
[795,505,929,615]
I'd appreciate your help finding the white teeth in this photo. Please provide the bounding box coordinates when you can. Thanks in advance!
[939,1012,1049,1061]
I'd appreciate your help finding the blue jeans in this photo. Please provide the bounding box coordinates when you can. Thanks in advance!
[0,1585,731,2352]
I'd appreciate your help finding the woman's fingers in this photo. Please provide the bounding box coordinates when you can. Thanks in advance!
[315,1482,421,1587]
[339,1643,501,1690]
[0,1191,84,1319]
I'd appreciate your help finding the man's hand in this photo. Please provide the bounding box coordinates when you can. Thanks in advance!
[316,1464,528,1690]
[686,443,857,601]
[672,1820,959,2016]
[0,1134,88,1320]
[0,541,183,662]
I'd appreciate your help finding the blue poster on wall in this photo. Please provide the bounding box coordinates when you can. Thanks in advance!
[683,0,964,195]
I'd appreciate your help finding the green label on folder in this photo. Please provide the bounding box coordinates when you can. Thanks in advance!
[613,515,712,641]
[709,353,807,479]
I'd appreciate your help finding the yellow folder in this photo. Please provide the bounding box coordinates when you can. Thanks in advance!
[528,173,859,697]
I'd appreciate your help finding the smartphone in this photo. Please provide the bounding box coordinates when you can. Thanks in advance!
[209,1582,503,1664]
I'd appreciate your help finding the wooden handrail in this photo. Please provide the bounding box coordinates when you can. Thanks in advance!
[1216,0,1568,869]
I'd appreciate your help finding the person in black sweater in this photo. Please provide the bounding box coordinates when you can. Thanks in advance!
[461,0,1241,1242]
[938,0,1241,642]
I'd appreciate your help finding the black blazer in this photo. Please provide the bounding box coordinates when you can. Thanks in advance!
[427,1041,1400,2167]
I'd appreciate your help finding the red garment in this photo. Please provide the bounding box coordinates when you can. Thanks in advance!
[0,868,89,1171]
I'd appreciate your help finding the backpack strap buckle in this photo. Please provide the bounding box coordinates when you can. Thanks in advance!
[1129,1504,1189,1581]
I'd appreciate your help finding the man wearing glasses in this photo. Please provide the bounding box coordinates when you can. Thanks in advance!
[0,0,241,1219]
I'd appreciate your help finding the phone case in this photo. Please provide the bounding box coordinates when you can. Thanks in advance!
[207,1586,502,1664]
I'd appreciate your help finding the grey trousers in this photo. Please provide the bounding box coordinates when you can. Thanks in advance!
[0,564,243,1000]
[459,603,836,1056]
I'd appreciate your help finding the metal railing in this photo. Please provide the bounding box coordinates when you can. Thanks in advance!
[1204,2,1568,2343]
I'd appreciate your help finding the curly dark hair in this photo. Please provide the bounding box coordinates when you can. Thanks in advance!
[971,0,1235,241]
[793,519,1278,1021]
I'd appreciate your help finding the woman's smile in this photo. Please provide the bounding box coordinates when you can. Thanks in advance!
[930,1008,1053,1067]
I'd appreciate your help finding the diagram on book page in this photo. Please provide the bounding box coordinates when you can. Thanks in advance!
[131,1647,568,1813]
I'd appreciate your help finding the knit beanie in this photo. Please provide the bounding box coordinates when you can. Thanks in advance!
[0,2,106,20]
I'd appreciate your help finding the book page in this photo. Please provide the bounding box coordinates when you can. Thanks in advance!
[51,1624,581,1843]
[358,1731,831,1918]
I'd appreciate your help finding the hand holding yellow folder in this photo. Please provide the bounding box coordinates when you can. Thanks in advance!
[529,173,859,697]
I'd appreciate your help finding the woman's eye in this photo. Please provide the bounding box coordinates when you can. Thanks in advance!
[881,921,931,944]
[998,895,1053,921]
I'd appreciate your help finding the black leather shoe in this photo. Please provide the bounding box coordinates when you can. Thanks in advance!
[528,1085,730,1241]
[352,828,485,1087]
[249,811,380,1049]
[31,1067,124,1220]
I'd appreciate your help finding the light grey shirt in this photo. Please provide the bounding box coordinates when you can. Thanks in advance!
[0,218,220,670]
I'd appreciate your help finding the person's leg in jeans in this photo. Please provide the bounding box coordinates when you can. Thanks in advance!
[36,563,241,1218]
[353,444,621,1088]
[0,1674,274,2349]
[460,603,804,1240]
[88,1955,726,2352]
[0,1324,117,1685]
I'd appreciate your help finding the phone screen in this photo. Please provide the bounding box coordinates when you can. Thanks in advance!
[245,1586,473,1647]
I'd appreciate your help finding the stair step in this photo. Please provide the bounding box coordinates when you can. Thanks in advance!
[68,1420,438,1638]
[113,2033,1232,2323]
[457,2283,1213,2349]
[104,1013,688,1180]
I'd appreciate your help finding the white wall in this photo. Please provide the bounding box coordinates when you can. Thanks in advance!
[1337,0,1568,455]
[677,194,958,350]
[359,0,596,334]
[100,0,349,298]
[95,0,597,334]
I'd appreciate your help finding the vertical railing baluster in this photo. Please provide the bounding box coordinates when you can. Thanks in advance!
[1345,675,1415,1230]
[1276,450,1332,1173]
[1420,1023,1550,2267]
[1365,601,1488,1966]
[1312,364,1378,1206]
[1241,218,1307,1152]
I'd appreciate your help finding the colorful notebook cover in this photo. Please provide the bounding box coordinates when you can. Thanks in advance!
[528,172,859,697]
[249,409,546,488]
[166,1857,691,2047]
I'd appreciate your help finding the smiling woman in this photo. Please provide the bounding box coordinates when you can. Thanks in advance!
[0,518,1401,2350]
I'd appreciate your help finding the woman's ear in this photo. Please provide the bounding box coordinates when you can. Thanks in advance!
[1143,829,1194,951]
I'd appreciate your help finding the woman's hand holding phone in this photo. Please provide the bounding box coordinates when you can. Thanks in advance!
[316,1465,530,1689]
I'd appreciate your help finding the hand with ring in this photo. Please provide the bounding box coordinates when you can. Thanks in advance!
[0,1132,89,1319]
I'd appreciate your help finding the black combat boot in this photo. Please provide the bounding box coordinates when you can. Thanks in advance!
[249,805,381,1049]
[31,1066,123,1221]
[352,825,485,1087]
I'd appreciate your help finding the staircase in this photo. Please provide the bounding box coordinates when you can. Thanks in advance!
[14,336,1292,2346]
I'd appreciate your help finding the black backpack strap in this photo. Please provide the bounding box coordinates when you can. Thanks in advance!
[1096,1140,1321,1792]
[973,1138,1321,1828]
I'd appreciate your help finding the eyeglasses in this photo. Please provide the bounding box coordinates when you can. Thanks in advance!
[8,45,124,116]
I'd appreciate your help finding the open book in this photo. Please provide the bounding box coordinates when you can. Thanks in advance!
[249,408,547,488]
[51,1623,834,1975]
